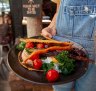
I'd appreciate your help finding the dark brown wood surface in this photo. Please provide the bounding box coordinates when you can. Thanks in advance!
[8,71,53,91]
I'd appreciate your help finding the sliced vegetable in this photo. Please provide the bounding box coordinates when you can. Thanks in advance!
[26,46,72,62]
[30,54,39,61]
[51,56,58,63]
[33,59,42,70]
[46,69,59,82]
[26,59,33,67]
[25,42,34,48]
[37,43,45,49]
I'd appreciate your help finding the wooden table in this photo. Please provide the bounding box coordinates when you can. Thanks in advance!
[8,71,53,91]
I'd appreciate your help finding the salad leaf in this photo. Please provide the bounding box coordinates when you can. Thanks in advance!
[55,51,75,75]
[16,42,26,50]
[42,62,54,72]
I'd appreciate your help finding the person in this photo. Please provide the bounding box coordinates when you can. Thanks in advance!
[3,12,13,45]
[51,0,60,5]
[4,13,12,25]
[41,0,96,91]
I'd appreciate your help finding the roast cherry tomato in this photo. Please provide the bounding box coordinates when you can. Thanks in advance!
[30,55,39,61]
[46,69,59,82]
[25,42,34,48]
[33,59,42,70]
[37,43,45,49]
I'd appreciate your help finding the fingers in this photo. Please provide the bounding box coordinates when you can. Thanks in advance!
[41,31,52,38]
[41,27,56,38]
[51,28,56,36]
[41,27,52,38]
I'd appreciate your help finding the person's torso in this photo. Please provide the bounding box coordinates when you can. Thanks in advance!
[56,0,96,60]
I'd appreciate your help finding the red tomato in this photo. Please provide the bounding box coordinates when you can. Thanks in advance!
[46,69,59,82]
[37,43,45,49]
[33,59,42,70]
[25,42,34,48]
[30,55,39,61]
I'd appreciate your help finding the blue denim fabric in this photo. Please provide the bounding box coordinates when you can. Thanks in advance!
[53,0,96,91]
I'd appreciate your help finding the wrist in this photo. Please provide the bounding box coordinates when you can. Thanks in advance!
[48,24,56,29]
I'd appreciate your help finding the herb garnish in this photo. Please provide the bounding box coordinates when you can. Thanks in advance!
[55,51,75,75]
[16,42,26,50]
[42,62,54,73]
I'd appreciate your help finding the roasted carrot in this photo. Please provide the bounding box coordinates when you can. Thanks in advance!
[20,38,72,46]
[24,46,72,63]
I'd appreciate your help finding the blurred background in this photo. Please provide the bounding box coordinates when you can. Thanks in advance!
[0,0,57,91]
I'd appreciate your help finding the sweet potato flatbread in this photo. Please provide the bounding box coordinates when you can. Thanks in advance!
[17,36,92,74]
[18,46,72,71]
[17,36,74,72]
[20,38,73,46]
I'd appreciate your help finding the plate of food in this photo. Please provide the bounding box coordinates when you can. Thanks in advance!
[8,36,90,85]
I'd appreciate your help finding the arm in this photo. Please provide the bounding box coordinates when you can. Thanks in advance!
[48,3,60,28]
[41,3,60,38]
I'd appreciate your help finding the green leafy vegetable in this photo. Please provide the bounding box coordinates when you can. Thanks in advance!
[55,51,75,75]
[25,48,36,54]
[42,62,54,73]
[16,42,26,50]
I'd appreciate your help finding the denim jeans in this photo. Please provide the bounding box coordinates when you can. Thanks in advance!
[53,0,96,91]
[53,36,96,91]
[53,64,96,91]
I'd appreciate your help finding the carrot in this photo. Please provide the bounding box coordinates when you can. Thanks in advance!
[20,38,72,46]
[24,46,72,63]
